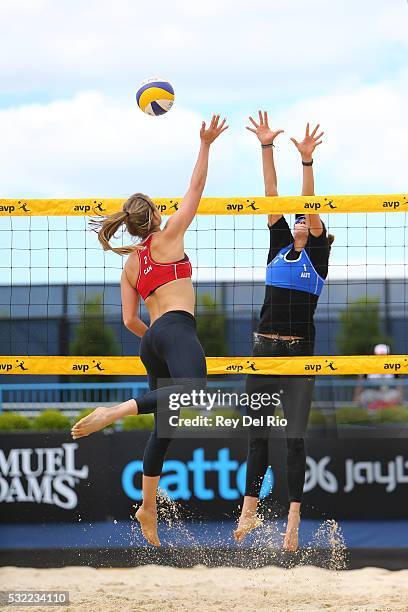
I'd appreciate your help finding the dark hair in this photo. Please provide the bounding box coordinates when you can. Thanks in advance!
[89,193,158,255]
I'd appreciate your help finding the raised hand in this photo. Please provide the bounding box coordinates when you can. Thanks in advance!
[290,123,324,161]
[246,110,284,145]
[200,114,228,144]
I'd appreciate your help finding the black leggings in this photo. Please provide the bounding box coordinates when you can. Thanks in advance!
[245,334,315,502]
[135,310,207,477]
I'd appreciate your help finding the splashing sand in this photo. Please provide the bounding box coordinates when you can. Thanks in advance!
[43,499,401,611]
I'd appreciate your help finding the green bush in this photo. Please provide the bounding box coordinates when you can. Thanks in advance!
[31,410,72,431]
[309,410,327,426]
[196,293,228,356]
[122,414,154,430]
[373,407,408,424]
[0,413,32,431]
[335,406,408,425]
[336,296,390,355]
[335,406,371,424]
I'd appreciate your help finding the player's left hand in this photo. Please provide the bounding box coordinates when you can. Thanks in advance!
[290,123,324,162]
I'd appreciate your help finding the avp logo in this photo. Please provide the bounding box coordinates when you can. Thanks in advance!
[73,201,106,214]
[323,198,337,210]
[122,448,274,501]
[72,360,104,373]
[92,360,104,372]
[303,201,321,211]
[72,363,89,373]
[226,363,244,373]
[0,204,15,213]
[18,201,30,213]
[304,363,322,372]
[246,360,259,372]
[383,201,400,210]
[225,200,260,212]
[92,201,106,214]
[382,196,408,210]
[325,359,338,371]
[73,204,91,214]
[225,361,260,373]
[0,360,28,373]
[0,198,29,212]
[245,200,260,211]
[384,362,401,372]
[304,360,337,373]
[155,200,180,213]
[0,362,13,372]
[304,456,338,493]
[226,202,244,212]
[15,359,28,372]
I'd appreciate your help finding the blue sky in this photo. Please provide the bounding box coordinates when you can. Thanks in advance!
[0,0,407,284]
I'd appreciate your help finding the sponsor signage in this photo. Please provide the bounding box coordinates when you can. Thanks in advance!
[0,433,109,522]
[1,433,407,522]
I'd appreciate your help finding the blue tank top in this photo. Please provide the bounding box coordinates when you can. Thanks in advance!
[266,245,325,296]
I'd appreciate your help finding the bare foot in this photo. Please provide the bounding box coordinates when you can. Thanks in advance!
[233,511,263,543]
[135,505,161,547]
[283,510,300,551]
[71,407,111,439]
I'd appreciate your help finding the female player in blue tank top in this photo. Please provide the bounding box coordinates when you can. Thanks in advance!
[71,115,228,546]
[234,112,333,550]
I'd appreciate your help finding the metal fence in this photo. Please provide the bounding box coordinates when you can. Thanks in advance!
[1,378,407,415]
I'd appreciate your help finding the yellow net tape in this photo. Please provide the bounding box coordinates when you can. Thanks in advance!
[0,194,407,216]
[1,356,407,376]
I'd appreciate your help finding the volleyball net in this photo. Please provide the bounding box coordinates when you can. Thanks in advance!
[0,194,407,376]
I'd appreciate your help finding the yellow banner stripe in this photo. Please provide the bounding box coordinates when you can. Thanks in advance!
[0,194,406,216]
[1,356,407,376]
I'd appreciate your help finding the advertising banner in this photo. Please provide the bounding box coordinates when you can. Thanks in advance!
[0,433,110,523]
[1,432,408,522]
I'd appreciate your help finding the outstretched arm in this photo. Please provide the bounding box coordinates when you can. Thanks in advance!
[246,110,284,226]
[291,122,324,236]
[121,268,148,337]
[164,115,228,238]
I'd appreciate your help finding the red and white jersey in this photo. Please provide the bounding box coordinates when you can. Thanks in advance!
[136,234,192,300]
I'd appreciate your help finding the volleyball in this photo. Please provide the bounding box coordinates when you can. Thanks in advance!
[136,77,175,116]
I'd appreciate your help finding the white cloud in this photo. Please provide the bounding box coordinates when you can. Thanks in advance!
[0,92,237,197]
[0,0,406,103]
[0,67,406,199]
[271,69,408,194]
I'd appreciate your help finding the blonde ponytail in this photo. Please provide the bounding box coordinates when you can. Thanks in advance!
[89,193,158,256]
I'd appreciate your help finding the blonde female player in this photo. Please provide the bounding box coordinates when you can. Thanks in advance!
[234,112,332,551]
[71,115,228,546]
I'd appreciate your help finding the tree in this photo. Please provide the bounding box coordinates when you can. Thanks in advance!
[336,296,391,355]
[70,293,120,382]
[196,293,228,356]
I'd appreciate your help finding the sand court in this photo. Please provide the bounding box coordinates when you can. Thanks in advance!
[1,565,408,612]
